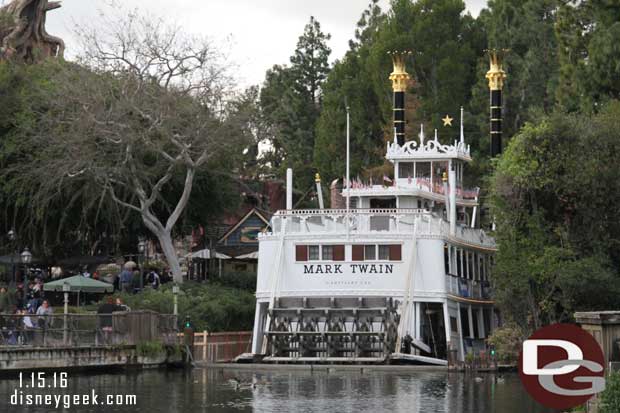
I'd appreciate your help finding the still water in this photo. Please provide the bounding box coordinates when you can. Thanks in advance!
[0,368,553,412]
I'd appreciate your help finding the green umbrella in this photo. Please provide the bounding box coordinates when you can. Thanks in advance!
[44,275,114,306]
[44,275,114,293]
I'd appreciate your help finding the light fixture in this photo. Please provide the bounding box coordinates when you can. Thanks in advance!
[21,247,32,264]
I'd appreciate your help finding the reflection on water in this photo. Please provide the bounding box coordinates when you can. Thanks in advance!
[0,368,552,412]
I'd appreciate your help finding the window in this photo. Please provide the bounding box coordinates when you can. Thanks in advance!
[415,162,431,178]
[308,245,320,261]
[296,244,345,262]
[364,245,376,260]
[352,244,401,261]
[322,245,334,260]
[296,245,308,261]
[378,245,390,260]
[398,162,414,178]
[444,244,450,274]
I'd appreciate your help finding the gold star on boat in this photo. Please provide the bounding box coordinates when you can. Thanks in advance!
[442,115,453,127]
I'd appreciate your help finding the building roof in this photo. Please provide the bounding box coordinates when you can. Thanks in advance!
[218,208,270,244]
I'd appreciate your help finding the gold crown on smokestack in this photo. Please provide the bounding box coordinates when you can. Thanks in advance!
[388,51,412,92]
[485,49,509,91]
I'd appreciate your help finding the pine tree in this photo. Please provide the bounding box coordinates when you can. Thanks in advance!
[259,17,331,198]
[556,0,620,112]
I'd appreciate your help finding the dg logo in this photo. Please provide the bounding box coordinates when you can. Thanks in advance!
[519,323,606,410]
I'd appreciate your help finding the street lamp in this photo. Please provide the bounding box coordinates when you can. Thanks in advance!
[137,239,146,290]
[21,247,32,283]
[7,229,15,284]
[63,282,70,345]
[172,283,179,317]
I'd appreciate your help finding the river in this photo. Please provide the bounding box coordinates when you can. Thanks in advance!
[0,368,552,412]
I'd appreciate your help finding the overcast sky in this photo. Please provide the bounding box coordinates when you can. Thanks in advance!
[44,0,488,90]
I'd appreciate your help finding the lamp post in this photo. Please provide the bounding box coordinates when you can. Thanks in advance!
[172,283,179,318]
[21,247,32,284]
[7,229,15,285]
[138,239,146,290]
[63,282,70,345]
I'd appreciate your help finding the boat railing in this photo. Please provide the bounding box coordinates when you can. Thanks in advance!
[263,209,495,248]
[445,273,492,301]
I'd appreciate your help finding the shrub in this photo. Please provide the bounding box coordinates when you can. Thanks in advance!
[136,340,165,358]
[109,282,255,332]
[486,323,525,365]
[600,371,620,413]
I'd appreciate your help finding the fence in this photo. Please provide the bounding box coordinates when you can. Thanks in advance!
[0,311,177,348]
[181,331,252,363]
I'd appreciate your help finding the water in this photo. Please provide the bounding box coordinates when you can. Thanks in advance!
[0,368,553,412]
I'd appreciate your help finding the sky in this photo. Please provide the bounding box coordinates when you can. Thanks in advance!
[42,0,488,90]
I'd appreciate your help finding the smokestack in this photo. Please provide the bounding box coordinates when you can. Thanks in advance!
[389,51,411,146]
[286,168,293,210]
[315,173,325,210]
[485,49,507,157]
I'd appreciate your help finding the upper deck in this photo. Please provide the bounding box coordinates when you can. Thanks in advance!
[260,208,496,251]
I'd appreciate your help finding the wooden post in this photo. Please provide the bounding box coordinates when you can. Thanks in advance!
[203,331,207,362]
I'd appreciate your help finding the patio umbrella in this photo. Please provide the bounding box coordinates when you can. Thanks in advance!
[44,275,114,306]
[234,251,259,260]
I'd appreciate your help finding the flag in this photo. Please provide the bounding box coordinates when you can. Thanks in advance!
[383,175,393,183]
[408,176,412,185]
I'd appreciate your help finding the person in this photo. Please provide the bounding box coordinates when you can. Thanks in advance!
[35,300,53,328]
[97,296,123,343]
[131,270,142,293]
[148,270,161,290]
[115,298,130,312]
[119,266,133,294]
[14,283,25,310]
[0,287,10,314]
[82,266,91,278]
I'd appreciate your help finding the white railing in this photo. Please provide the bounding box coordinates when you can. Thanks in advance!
[262,209,496,248]
[445,274,492,300]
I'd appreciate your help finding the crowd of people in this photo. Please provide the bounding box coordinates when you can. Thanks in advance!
[0,283,54,345]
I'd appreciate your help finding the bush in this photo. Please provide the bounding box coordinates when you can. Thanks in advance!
[109,282,255,332]
[136,340,165,358]
[214,272,256,291]
[601,371,620,413]
[486,323,525,365]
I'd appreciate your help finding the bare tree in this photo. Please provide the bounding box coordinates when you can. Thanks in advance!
[9,13,235,283]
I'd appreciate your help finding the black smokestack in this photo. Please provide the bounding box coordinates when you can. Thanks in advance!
[485,49,507,157]
[389,51,411,146]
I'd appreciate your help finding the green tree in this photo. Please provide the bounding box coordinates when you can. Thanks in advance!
[260,16,331,198]
[314,0,387,187]
[490,101,620,331]
[556,0,620,112]
[471,0,559,145]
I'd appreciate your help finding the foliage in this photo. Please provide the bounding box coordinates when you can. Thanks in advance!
[600,371,620,413]
[556,1,620,112]
[214,272,256,291]
[136,340,165,358]
[486,323,525,364]
[0,14,246,272]
[259,16,332,197]
[490,102,620,331]
[112,282,255,332]
[314,0,486,191]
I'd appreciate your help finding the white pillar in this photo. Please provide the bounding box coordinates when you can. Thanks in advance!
[414,302,421,340]
[443,300,451,347]
[449,161,457,236]
[456,302,465,361]
[251,302,265,354]
[286,168,293,210]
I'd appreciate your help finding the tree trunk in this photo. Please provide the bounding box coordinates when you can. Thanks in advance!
[155,228,183,284]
